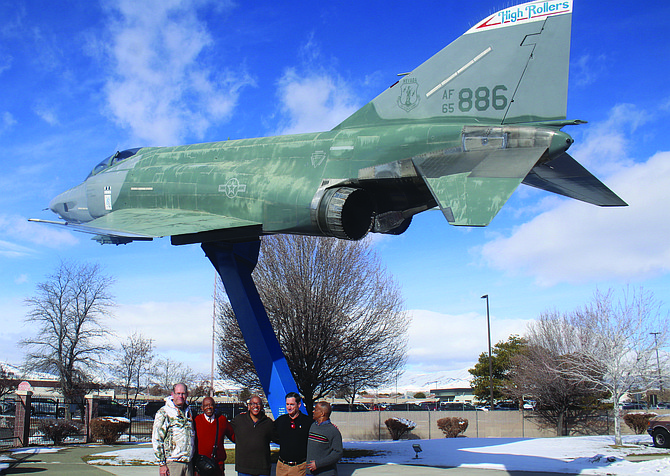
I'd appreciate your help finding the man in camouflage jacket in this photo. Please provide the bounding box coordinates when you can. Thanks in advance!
[152,383,194,476]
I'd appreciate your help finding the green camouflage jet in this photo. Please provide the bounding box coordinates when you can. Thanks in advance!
[30,0,628,419]
[32,0,625,245]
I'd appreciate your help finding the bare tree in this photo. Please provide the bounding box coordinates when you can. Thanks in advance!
[153,357,203,400]
[114,332,154,414]
[568,288,667,444]
[0,364,15,400]
[533,288,668,445]
[508,313,607,436]
[217,235,408,413]
[22,261,114,411]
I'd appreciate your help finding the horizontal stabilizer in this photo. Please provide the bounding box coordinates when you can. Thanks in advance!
[522,153,627,206]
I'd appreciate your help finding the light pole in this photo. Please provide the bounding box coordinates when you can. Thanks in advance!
[428,380,439,408]
[481,294,494,411]
[651,332,663,402]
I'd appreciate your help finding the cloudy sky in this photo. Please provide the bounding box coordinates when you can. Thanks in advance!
[1,0,669,391]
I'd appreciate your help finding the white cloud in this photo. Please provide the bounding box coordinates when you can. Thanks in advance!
[34,105,59,126]
[102,0,251,146]
[405,309,529,373]
[0,111,16,134]
[114,299,214,373]
[479,105,670,286]
[274,35,361,135]
[0,52,11,75]
[572,53,607,87]
[570,103,650,174]
[0,214,79,257]
[482,151,670,285]
[275,69,360,135]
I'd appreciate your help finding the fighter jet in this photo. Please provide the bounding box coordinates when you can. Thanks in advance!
[30,0,626,418]
[32,0,625,246]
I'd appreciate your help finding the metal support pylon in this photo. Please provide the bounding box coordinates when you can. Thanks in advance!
[202,240,299,418]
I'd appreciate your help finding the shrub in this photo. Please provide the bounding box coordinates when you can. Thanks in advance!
[623,412,656,435]
[90,417,130,444]
[384,417,416,440]
[437,417,469,438]
[37,419,82,445]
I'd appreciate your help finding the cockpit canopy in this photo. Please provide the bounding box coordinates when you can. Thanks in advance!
[87,148,142,179]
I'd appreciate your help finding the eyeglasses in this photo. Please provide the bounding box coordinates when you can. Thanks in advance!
[249,402,262,407]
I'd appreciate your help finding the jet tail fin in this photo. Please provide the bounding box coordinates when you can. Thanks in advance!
[522,153,628,206]
[335,0,573,130]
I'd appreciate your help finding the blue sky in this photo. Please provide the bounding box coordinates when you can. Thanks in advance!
[1,0,669,391]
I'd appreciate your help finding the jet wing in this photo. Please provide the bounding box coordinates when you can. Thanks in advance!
[31,209,262,245]
[412,147,547,226]
[522,152,627,206]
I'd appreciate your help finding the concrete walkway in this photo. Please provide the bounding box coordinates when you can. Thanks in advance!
[0,444,573,476]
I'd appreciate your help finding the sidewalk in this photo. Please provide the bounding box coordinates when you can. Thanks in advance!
[0,444,569,476]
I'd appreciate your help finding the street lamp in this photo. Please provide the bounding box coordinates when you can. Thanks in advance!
[481,294,494,411]
[651,332,663,402]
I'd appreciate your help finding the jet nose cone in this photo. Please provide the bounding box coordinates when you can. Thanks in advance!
[49,193,66,216]
[49,192,69,217]
[49,183,91,223]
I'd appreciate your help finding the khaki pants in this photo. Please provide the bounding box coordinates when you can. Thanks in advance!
[167,461,194,476]
[276,460,307,476]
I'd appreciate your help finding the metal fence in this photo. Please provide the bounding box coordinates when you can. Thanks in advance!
[112,400,249,443]
[0,416,14,448]
[5,397,668,446]
[28,398,86,446]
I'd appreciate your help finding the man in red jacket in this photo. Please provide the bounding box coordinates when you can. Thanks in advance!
[194,397,235,475]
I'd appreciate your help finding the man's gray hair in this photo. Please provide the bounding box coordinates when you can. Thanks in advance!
[172,382,188,393]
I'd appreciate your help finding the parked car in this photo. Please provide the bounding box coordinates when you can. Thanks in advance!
[97,400,137,418]
[384,403,423,411]
[494,401,519,411]
[420,401,440,411]
[440,402,477,411]
[31,397,66,418]
[647,414,670,448]
[331,403,369,412]
[214,402,247,419]
[523,400,536,410]
[622,402,646,410]
[143,401,165,418]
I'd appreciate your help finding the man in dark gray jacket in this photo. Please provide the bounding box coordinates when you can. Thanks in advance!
[232,395,274,476]
[306,402,342,476]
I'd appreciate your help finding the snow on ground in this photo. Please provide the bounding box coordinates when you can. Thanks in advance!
[2,447,63,473]
[85,435,670,474]
[0,454,13,473]
[9,447,62,454]
[343,435,670,474]
[87,446,158,466]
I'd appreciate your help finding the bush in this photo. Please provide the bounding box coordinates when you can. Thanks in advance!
[37,419,82,445]
[437,417,469,438]
[384,417,416,440]
[90,417,130,444]
[623,412,656,435]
